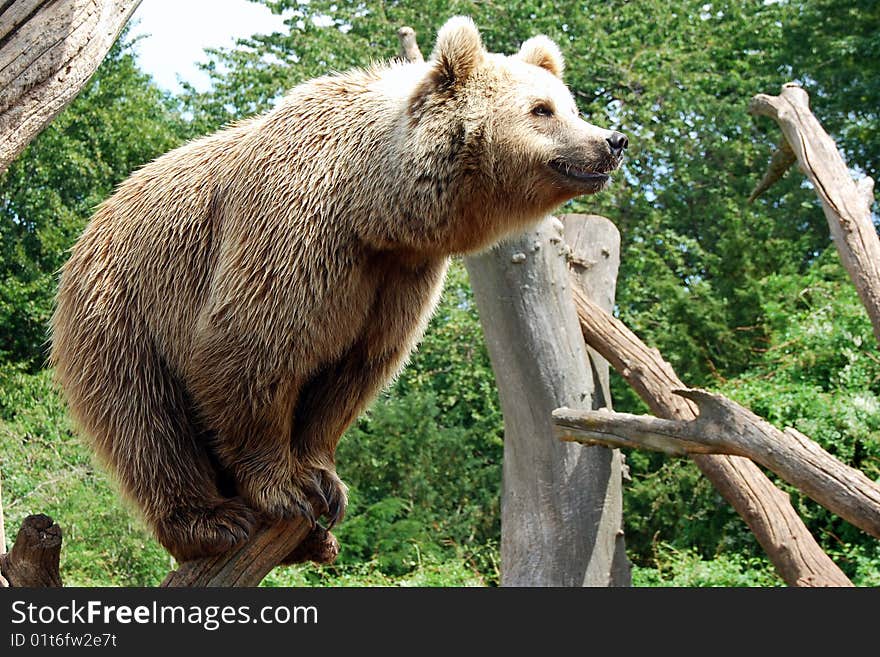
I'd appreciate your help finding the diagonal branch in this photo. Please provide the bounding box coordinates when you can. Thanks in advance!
[749,83,880,344]
[568,284,853,586]
[161,518,321,587]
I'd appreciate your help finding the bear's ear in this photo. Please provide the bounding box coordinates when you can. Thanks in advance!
[429,16,485,85]
[518,35,565,78]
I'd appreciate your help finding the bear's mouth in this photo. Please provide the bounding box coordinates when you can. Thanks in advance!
[548,159,611,185]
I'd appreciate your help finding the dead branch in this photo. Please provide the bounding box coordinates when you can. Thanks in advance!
[0,514,63,587]
[0,0,143,173]
[162,519,321,587]
[554,388,880,540]
[748,139,796,202]
[396,26,424,63]
[568,285,852,586]
[749,83,880,343]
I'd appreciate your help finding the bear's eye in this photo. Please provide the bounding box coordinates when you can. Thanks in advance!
[531,103,555,118]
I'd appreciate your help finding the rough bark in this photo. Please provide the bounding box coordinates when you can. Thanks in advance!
[554,389,880,541]
[0,0,142,173]
[749,83,880,343]
[0,514,63,587]
[561,214,630,586]
[465,216,628,586]
[162,519,321,587]
[568,286,852,586]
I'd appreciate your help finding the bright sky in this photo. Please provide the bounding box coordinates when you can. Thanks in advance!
[128,0,290,93]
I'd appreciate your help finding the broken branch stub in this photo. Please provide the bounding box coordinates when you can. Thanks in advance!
[0,514,63,587]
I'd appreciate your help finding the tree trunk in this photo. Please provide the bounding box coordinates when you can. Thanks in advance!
[561,214,629,586]
[465,215,629,586]
[0,0,142,173]
[567,286,853,586]
[749,83,880,344]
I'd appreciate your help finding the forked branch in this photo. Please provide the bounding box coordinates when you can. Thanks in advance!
[567,284,853,586]
[554,388,880,540]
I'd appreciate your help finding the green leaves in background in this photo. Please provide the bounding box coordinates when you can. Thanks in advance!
[1,1,878,585]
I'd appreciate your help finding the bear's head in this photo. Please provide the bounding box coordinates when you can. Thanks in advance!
[407,16,627,253]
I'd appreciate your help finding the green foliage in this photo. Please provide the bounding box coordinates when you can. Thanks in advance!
[783,0,880,185]
[632,543,782,587]
[0,33,186,369]
[624,249,880,582]
[719,250,880,570]
[0,368,171,585]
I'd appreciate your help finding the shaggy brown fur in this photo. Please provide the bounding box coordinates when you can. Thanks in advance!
[50,17,624,560]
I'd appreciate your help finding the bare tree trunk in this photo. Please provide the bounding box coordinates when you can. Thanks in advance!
[749,84,880,343]
[465,216,628,586]
[567,287,853,586]
[561,214,629,586]
[0,0,142,173]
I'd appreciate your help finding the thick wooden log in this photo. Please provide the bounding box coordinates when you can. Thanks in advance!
[749,84,880,343]
[0,514,63,587]
[554,390,880,540]
[465,216,628,586]
[0,0,142,173]
[561,214,629,586]
[568,286,852,586]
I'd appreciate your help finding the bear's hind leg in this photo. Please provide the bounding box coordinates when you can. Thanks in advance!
[63,342,256,562]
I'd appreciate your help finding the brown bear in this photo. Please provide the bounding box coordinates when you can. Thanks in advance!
[50,16,627,561]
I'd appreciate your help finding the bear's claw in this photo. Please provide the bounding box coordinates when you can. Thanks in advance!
[318,469,348,528]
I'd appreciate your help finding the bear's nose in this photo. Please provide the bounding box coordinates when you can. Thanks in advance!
[606,131,629,158]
